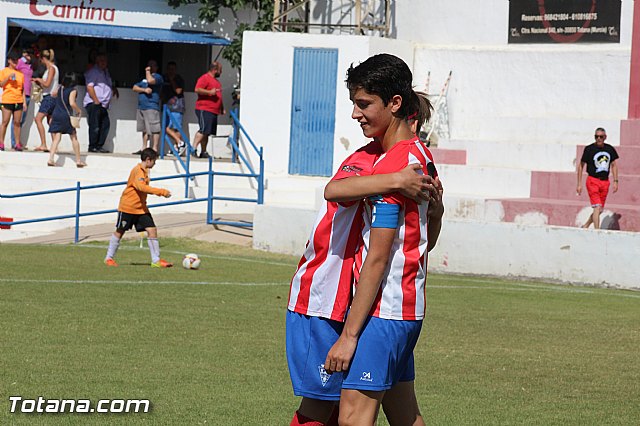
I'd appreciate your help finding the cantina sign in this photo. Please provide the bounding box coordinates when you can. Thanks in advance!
[509,0,621,43]
[29,0,116,22]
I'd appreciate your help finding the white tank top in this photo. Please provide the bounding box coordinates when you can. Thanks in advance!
[42,64,59,96]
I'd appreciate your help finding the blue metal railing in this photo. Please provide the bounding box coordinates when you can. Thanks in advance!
[159,105,193,198]
[210,108,264,227]
[0,108,265,239]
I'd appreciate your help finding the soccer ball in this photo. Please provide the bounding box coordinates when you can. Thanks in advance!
[182,253,201,270]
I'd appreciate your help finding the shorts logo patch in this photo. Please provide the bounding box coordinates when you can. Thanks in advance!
[360,371,372,382]
[318,364,331,387]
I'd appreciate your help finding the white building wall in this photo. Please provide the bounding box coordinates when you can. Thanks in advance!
[241,2,634,178]
[302,1,634,145]
[239,31,413,176]
[394,0,510,45]
[407,0,634,145]
[416,45,630,144]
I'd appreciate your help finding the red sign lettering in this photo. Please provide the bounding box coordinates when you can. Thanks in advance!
[28,0,116,22]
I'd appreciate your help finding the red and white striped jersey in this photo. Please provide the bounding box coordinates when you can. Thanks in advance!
[355,137,436,321]
[288,141,382,322]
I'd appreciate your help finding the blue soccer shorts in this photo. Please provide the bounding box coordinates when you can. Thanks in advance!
[342,316,422,392]
[286,310,344,401]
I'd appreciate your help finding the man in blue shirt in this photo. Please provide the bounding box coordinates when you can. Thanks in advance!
[132,60,164,154]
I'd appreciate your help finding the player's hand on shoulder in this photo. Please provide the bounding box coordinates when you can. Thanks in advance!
[397,163,438,203]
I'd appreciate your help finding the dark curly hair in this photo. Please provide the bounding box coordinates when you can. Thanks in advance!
[346,53,419,120]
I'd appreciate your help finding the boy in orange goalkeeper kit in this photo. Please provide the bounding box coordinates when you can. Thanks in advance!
[104,148,173,267]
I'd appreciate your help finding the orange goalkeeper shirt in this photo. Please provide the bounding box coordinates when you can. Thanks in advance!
[118,163,169,214]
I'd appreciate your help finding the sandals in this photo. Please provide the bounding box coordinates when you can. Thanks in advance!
[35,146,50,152]
[76,162,87,168]
[47,160,56,167]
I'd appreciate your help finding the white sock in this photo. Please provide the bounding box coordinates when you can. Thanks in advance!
[106,234,120,260]
[148,238,160,264]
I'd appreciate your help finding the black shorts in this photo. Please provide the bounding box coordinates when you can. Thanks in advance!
[1,103,23,112]
[115,211,156,232]
[195,109,218,136]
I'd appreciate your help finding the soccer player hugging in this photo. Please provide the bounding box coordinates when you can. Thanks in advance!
[286,53,444,426]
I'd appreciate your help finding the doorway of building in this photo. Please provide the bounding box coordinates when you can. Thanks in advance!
[288,47,338,177]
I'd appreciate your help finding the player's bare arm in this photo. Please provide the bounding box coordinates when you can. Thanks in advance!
[576,161,585,195]
[612,160,619,193]
[324,225,396,374]
[324,164,438,204]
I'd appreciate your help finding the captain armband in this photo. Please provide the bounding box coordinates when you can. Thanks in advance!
[371,202,400,228]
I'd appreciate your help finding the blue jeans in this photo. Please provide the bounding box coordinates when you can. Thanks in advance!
[85,103,110,150]
[10,95,30,147]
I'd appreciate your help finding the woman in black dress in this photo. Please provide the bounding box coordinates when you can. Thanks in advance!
[47,72,86,167]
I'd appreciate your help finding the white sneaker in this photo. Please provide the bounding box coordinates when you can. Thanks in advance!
[177,141,187,156]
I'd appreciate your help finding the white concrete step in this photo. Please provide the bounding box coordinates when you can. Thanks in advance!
[437,164,531,198]
[0,148,260,240]
[0,228,56,242]
[263,175,327,210]
[1,197,254,235]
[0,177,190,199]
[0,155,255,196]
[0,174,253,197]
[440,140,578,172]
[451,117,620,145]
[0,150,242,174]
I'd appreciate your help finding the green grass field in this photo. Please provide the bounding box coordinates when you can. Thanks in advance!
[1,239,639,425]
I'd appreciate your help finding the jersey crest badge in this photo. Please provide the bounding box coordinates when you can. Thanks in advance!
[318,364,331,387]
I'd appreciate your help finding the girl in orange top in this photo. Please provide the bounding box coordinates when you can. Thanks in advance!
[0,52,27,151]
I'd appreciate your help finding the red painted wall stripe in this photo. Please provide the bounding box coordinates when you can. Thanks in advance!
[628,0,640,119]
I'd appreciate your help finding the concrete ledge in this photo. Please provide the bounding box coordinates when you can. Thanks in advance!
[429,220,639,290]
[253,204,317,255]
[253,205,639,290]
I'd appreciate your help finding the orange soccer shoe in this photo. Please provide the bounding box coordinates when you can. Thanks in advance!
[151,259,173,268]
[104,258,118,267]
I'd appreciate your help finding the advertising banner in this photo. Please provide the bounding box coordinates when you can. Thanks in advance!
[509,0,621,43]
